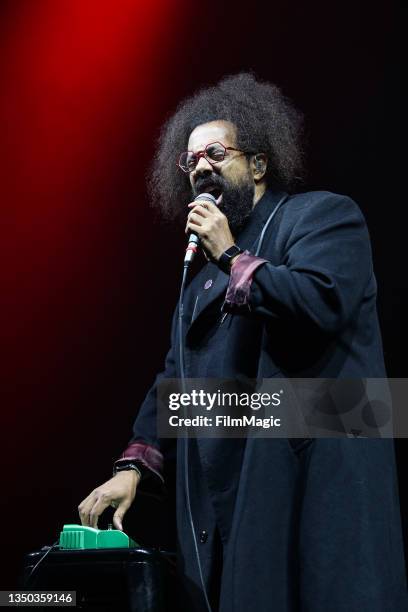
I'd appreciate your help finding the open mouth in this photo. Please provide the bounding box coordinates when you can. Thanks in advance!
[204,186,223,204]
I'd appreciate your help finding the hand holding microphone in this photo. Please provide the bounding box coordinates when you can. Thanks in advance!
[184,193,217,267]
[184,193,235,266]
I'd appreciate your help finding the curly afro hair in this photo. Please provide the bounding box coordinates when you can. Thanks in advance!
[148,72,304,221]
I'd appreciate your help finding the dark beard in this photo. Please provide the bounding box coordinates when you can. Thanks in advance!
[218,182,254,236]
[193,175,254,237]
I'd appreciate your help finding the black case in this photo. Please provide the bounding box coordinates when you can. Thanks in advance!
[22,547,177,611]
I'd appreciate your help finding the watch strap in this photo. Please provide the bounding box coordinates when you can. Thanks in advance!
[113,460,145,480]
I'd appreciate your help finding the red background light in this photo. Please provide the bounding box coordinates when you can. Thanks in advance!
[0,0,405,590]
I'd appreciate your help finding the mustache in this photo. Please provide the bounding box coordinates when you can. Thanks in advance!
[193,174,227,195]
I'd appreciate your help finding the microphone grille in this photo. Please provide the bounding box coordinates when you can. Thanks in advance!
[194,193,217,205]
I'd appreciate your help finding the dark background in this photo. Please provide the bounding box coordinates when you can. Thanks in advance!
[0,0,405,590]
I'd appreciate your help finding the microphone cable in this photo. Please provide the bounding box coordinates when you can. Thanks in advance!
[24,540,60,588]
[178,193,216,612]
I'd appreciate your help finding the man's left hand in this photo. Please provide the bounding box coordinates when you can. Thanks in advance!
[186,200,235,261]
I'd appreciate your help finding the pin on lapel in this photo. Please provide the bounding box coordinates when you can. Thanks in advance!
[204,279,213,290]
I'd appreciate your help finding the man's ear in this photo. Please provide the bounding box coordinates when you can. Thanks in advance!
[251,153,268,181]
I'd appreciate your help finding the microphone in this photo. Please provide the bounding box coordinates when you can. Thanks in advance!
[184,192,217,268]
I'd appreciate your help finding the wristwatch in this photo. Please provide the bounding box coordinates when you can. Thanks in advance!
[218,245,243,274]
[113,460,145,481]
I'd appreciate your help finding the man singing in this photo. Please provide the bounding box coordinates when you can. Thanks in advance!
[78,73,407,611]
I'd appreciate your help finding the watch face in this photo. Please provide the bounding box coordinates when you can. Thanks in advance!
[226,245,241,258]
[218,245,242,273]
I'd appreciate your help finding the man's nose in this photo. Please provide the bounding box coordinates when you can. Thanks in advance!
[194,154,213,175]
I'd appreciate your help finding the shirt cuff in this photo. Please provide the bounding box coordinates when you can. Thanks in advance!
[114,442,164,484]
[224,251,268,309]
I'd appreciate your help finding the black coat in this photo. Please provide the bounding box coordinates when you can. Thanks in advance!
[132,190,408,611]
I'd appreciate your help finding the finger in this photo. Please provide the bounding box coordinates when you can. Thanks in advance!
[78,494,97,526]
[191,208,208,221]
[188,212,205,226]
[113,500,131,531]
[113,512,124,532]
[88,494,112,528]
[186,221,206,236]
[187,203,210,217]
[188,201,218,213]
[185,214,205,235]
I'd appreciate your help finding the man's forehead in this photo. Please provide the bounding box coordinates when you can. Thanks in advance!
[187,120,237,151]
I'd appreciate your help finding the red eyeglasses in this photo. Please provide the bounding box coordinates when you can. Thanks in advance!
[177,141,250,173]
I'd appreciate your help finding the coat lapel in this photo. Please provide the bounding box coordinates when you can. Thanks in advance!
[189,263,229,325]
